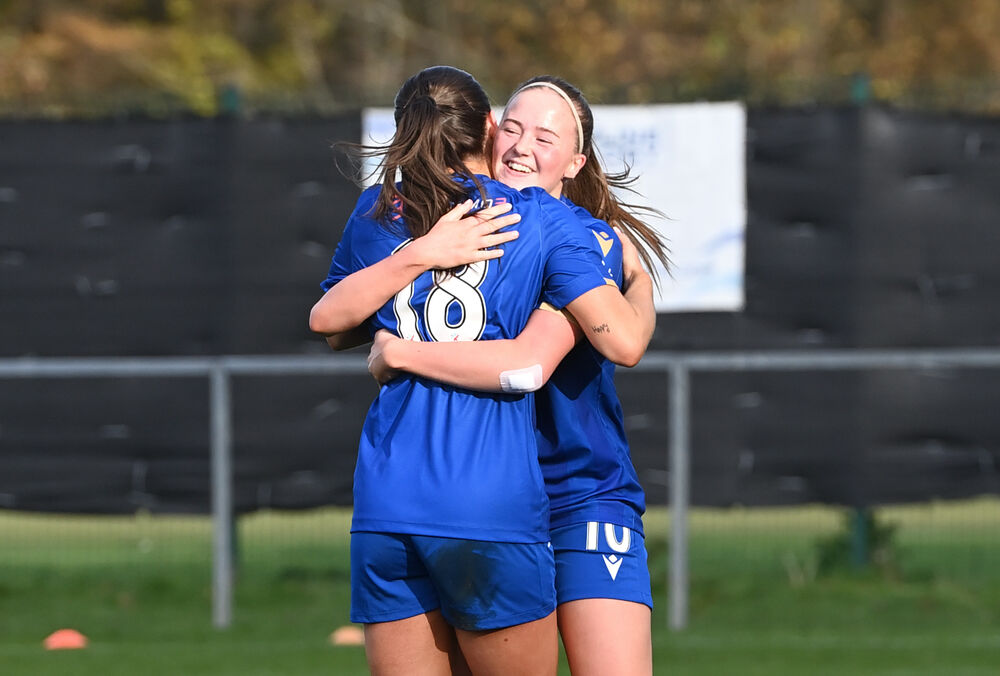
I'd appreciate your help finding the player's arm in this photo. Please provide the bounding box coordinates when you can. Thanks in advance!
[308,200,521,347]
[564,228,655,368]
[368,305,579,392]
[325,326,372,351]
[310,245,435,348]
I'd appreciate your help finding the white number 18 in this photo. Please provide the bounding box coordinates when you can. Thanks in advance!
[391,239,489,342]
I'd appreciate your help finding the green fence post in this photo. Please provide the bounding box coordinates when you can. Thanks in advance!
[851,72,871,104]
[850,506,869,570]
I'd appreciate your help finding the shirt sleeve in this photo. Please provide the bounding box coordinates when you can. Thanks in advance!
[586,217,624,290]
[319,187,381,292]
[533,191,612,309]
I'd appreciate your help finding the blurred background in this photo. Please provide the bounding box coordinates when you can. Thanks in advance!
[1,1,999,675]
[2,0,1000,114]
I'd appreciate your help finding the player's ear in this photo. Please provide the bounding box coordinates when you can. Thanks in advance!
[562,152,587,180]
[482,111,498,158]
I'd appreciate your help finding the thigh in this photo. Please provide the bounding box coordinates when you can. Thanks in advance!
[364,609,471,676]
[557,599,652,676]
[550,522,653,608]
[455,610,559,676]
[412,536,557,631]
[350,531,440,624]
[550,522,653,676]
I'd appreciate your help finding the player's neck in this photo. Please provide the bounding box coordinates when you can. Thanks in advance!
[463,157,490,177]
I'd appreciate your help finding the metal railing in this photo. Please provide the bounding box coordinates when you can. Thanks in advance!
[3,348,1000,630]
[0,354,367,628]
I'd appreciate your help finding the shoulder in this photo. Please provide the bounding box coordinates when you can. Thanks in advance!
[517,187,579,229]
[343,186,378,231]
[521,186,568,210]
[351,184,382,216]
[348,185,411,239]
[342,185,381,232]
[565,203,621,280]
[561,202,621,285]
[475,179,543,227]
[475,177,519,207]
[580,212,620,259]
[563,199,619,244]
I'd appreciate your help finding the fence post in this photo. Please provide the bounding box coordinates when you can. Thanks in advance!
[850,506,870,569]
[210,363,234,628]
[669,362,690,630]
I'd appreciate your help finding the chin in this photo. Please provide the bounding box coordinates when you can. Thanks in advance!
[499,172,534,190]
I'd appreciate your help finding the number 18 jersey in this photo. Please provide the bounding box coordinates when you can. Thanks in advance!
[322,177,608,543]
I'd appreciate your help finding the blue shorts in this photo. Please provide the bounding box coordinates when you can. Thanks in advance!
[350,532,556,631]
[551,522,653,609]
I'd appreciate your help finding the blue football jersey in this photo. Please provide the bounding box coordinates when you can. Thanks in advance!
[322,178,608,543]
[535,199,647,536]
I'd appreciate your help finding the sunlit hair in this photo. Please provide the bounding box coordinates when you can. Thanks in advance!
[509,75,671,281]
[347,66,492,237]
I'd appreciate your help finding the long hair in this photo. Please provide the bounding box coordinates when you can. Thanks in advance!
[353,66,492,237]
[511,76,671,281]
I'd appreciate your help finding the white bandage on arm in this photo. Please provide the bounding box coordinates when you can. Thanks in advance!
[499,364,544,393]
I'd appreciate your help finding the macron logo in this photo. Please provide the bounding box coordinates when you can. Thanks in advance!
[602,554,623,580]
[587,522,630,581]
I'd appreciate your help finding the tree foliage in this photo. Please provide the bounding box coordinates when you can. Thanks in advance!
[1,0,998,116]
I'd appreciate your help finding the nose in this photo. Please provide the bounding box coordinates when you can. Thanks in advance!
[510,132,530,156]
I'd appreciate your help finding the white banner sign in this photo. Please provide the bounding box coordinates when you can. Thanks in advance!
[362,102,745,312]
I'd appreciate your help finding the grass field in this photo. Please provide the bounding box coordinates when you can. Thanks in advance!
[2,500,999,675]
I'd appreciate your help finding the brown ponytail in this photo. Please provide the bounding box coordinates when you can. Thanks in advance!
[347,66,493,237]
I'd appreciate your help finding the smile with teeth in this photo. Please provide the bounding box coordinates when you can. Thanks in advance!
[506,160,533,174]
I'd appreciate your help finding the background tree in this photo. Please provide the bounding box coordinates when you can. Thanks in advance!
[1,0,998,116]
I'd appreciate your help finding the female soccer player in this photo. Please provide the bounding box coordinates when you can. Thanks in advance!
[367,76,669,676]
[309,66,655,676]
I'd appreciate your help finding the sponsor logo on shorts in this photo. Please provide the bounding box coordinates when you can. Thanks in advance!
[586,522,631,581]
[602,554,623,580]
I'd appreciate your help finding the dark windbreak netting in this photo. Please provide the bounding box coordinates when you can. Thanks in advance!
[0,116,369,513]
[1,107,999,514]
[0,116,361,357]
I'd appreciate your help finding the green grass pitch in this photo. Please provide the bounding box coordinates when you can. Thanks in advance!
[1,500,998,675]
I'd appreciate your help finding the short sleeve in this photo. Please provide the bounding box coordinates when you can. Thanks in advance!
[319,186,381,292]
[320,228,353,292]
[585,218,624,290]
[531,191,610,309]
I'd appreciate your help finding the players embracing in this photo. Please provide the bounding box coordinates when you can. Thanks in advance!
[311,66,667,676]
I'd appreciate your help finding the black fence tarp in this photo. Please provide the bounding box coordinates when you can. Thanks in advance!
[1,107,999,513]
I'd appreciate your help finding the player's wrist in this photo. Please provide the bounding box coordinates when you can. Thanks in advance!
[398,237,435,271]
[382,336,406,371]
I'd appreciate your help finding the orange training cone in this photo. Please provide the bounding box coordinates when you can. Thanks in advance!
[330,625,365,646]
[44,629,88,650]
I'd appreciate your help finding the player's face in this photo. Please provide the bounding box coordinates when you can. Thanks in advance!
[492,88,586,198]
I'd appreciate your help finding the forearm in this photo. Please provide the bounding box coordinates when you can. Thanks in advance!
[313,200,521,340]
[385,309,577,392]
[309,244,430,336]
[325,325,372,351]
[565,271,655,367]
[391,341,537,392]
[622,270,656,351]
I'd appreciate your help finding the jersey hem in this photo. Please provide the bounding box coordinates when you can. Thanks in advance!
[549,502,645,537]
[350,518,550,544]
